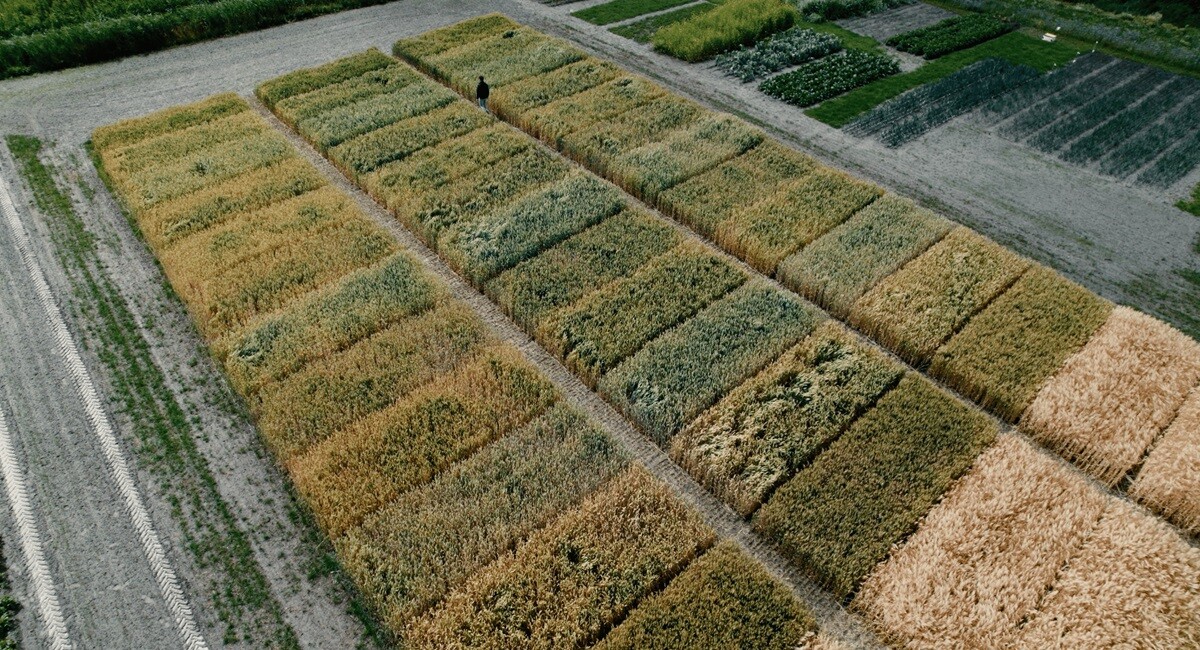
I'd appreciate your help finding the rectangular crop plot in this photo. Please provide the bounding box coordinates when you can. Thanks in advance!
[651,0,799,62]
[760,50,900,108]
[1021,307,1200,486]
[93,92,249,151]
[999,58,1142,141]
[297,79,459,150]
[714,27,842,82]
[672,321,903,516]
[485,208,681,330]
[255,302,486,462]
[403,465,715,649]
[290,345,558,538]
[855,434,1108,648]
[539,242,746,385]
[973,52,1112,126]
[437,171,626,283]
[1061,76,1200,165]
[393,14,520,63]
[423,29,586,98]
[930,266,1113,422]
[848,227,1030,366]
[600,280,820,444]
[328,101,493,176]
[1131,389,1200,535]
[753,373,997,599]
[273,64,425,128]
[523,75,667,144]
[1100,92,1200,179]
[560,95,703,172]
[1027,67,1171,154]
[1011,500,1200,648]
[256,49,396,109]
[886,15,1015,59]
[490,58,622,124]
[715,166,881,273]
[598,540,817,649]
[339,404,629,629]
[778,193,952,319]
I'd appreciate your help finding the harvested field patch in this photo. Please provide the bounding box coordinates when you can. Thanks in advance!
[1021,306,1200,486]
[600,281,821,444]
[854,434,1107,648]
[848,227,1030,365]
[597,540,816,649]
[404,466,715,649]
[1131,389,1200,535]
[778,193,951,318]
[672,321,903,515]
[929,266,1113,422]
[340,404,629,629]
[753,373,997,599]
[1012,500,1200,648]
[573,0,698,25]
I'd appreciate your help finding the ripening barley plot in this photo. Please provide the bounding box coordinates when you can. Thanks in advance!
[339,404,630,629]
[848,227,1030,366]
[854,434,1109,648]
[672,321,903,516]
[489,58,622,123]
[651,0,800,62]
[753,373,997,599]
[1011,500,1200,648]
[1131,389,1200,535]
[559,94,704,173]
[404,466,717,649]
[597,540,817,649]
[929,265,1113,422]
[522,75,668,145]
[1020,307,1200,487]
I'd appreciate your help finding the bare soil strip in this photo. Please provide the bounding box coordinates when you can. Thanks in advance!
[252,98,888,649]
[0,169,209,649]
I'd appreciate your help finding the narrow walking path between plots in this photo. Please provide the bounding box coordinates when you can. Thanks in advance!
[251,97,888,650]
[0,166,209,650]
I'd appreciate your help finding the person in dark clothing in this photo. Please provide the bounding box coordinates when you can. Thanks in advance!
[476,76,490,112]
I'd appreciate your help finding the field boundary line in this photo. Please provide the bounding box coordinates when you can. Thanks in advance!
[251,97,887,650]
[0,169,209,650]
[0,399,72,650]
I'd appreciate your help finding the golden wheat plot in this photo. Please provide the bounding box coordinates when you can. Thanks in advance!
[92,92,248,151]
[1131,388,1200,535]
[854,434,1108,648]
[1013,499,1200,648]
[1021,306,1200,486]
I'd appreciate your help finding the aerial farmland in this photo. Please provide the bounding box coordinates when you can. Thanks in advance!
[0,0,1197,647]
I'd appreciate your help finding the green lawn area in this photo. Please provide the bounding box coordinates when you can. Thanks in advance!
[574,0,699,25]
[1179,184,1200,217]
[610,1,721,42]
[806,31,1081,127]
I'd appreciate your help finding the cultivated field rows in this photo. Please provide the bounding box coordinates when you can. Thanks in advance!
[394,14,1200,537]
[91,90,871,648]
[248,32,1198,647]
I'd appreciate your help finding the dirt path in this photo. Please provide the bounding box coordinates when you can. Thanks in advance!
[252,99,888,650]
[0,163,185,649]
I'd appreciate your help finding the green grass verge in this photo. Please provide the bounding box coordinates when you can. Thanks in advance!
[1178,183,1200,216]
[574,0,699,25]
[807,31,1080,127]
[610,2,724,43]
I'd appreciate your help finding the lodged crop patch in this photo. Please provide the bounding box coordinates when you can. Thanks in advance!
[672,321,903,515]
[1131,390,1200,535]
[753,373,997,599]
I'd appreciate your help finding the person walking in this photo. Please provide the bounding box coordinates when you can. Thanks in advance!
[476,76,490,112]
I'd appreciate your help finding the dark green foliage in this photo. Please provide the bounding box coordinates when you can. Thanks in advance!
[887,14,1015,59]
[761,50,899,107]
[753,373,997,599]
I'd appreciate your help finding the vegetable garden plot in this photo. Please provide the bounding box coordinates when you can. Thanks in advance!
[929,266,1113,422]
[651,0,799,62]
[1011,500,1200,649]
[886,14,1014,59]
[855,434,1109,648]
[714,27,843,82]
[1131,389,1200,535]
[598,541,817,649]
[425,32,585,99]
[847,58,1039,147]
[760,50,900,108]
[485,209,681,330]
[539,242,746,385]
[1099,92,1200,179]
[998,58,1142,141]
[753,373,997,599]
[1026,66,1171,154]
[973,51,1112,126]
[672,321,903,516]
[848,227,1030,365]
[405,466,715,649]
[777,193,952,318]
[1021,307,1200,486]
[600,281,820,444]
[1061,75,1200,165]
[340,404,630,629]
